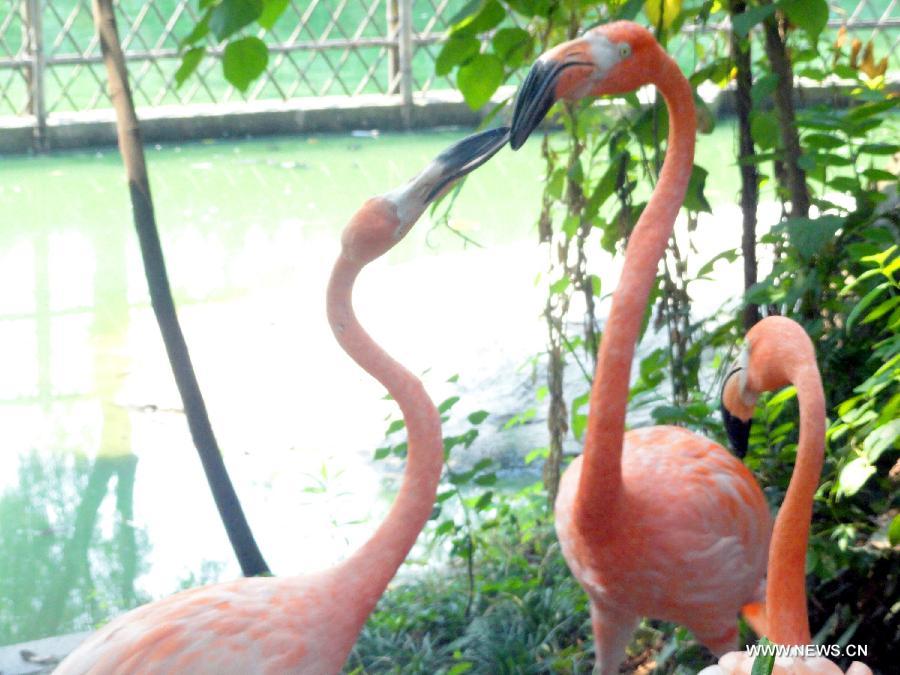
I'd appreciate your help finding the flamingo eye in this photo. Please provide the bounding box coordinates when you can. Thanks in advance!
[618,43,631,58]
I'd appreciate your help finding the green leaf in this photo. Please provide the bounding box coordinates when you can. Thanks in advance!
[373,446,390,460]
[837,457,876,497]
[683,164,711,213]
[209,0,263,41]
[457,54,503,109]
[474,472,497,486]
[750,111,780,150]
[435,35,480,76]
[889,514,900,547]
[550,277,570,294]
[751,73,779,108]
[785,215,844,259]
[585,156,622,219]
[436,489,455,503]
[439,396,461,413]
[180,11,212,48]
[847,283,889,331]
[454,0,505,35]
[863,296,900,325]
[473,458,492,472]
[803,133,844,150]
[858,143,900,156]
[863,419,900,462]
[474,490,494,510]
[750,637,776,675]
[448,663,473,675]
[697,248,738,278]
[732,4,776,38]
[491,27,532,67]
[524,446,548,464]
[780,0,828,40]
[467,410,489,425]
[615,0,645,21]
[386,419,406,435]
[447,0,482,27]
[258,0,289,30]
[175,47,204,88]
[222,37,268,91]
[435,519,456,536]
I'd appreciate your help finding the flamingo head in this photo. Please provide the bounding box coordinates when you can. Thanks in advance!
[720,343,757,458]
[510,21,662,149]
[340,127,509,263]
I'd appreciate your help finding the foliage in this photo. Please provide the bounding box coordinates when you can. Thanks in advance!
[175,0,289,91]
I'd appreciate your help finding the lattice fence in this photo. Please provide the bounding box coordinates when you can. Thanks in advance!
[0,1,897,143]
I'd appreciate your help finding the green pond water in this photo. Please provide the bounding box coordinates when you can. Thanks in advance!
[0,123,750,646]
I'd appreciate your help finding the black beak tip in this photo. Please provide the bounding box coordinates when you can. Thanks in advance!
[720,403,751,459]
[425,126,510,202]
[509,59,562,151]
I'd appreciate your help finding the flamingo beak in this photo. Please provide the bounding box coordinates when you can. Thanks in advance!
[510,56,592,150]
[425,126,510,202]
[720,368,752,459]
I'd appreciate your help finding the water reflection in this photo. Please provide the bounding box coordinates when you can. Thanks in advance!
[0,217,147,644]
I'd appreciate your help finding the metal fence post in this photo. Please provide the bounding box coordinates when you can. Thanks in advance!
[398,0,413,127]
[24,0,46,150]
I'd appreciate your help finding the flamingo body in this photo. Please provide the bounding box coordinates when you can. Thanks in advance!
[55,570,363,674]
[508,23,776,670]
[54,127,511,675]
[707,317,874,675]
[556,425,770,654]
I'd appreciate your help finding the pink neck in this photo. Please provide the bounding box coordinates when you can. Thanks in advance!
[576,54,696,528]
[765,365,824,646]
[324,255,443,626]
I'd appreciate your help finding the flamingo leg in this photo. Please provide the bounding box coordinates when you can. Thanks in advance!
[590,602,637,675]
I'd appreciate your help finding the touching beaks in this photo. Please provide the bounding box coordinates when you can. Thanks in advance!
[425,126,510,202]
[509,57,590,150]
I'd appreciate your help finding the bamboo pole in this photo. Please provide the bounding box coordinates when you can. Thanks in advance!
[90,0,269,577]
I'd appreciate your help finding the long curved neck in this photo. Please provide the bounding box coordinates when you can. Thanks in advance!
[324,254,443,624]
[766,364,825,646]
[576,54,696,528]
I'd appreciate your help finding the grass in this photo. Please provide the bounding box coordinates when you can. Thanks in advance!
[345,490,724,674]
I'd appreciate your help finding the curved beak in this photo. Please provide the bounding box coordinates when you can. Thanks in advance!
[721,403,751,459]
[425,126,510,202]
[720,368,752,459]
[510,51,593,150]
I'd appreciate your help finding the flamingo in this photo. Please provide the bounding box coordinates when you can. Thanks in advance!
[53,127,510,674]
[508,22,772,672]
[702,316,872,675]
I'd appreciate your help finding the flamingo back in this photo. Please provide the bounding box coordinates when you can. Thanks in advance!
[54,572,365,674]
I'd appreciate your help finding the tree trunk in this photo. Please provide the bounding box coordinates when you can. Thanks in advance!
[762,8,810,219]
[91,0,269,577]
[730,0,761,329]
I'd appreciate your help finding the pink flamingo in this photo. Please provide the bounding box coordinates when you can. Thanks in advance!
[509,22,772,672]
[702,316,872,675]
[54,127,509,674]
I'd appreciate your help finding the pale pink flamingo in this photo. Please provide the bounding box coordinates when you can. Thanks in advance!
[54,127,510,674]
[701,316,872,675]
[509,22,772,672]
